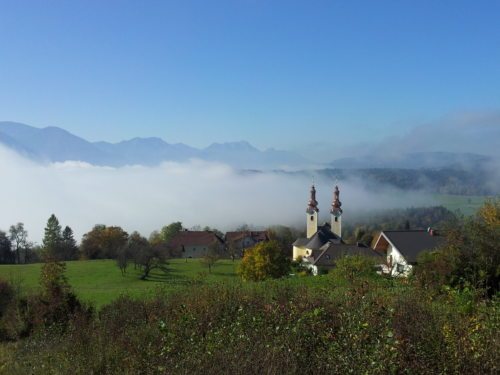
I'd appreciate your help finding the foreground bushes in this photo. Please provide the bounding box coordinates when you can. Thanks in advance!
[2,277,498,375]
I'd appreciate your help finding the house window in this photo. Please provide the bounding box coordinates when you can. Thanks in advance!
[396,263,405,273]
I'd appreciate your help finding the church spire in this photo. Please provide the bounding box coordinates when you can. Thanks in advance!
[330,185,343,238]
[330,185,342,216]
[306,184,319,214]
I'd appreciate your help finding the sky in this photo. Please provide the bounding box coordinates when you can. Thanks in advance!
[1,1,499,152]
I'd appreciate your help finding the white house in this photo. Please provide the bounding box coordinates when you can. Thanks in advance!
[373,229,444,277]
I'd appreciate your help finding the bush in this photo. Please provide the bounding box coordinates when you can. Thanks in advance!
[238,240,290,281]
[329,255,377,283]
[3,279,499,375]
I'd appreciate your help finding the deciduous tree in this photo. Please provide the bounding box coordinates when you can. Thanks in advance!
[238,240,290,281]
[201,244,220,273]
[0,231,13,264]
[9,223,29,264]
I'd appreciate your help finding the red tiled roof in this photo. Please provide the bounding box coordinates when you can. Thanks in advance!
[168,231,223,249]
[225,231,268,243]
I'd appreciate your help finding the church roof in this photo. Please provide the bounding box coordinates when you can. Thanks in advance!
[292,237,310,247]
[313,243,383,267]
[304,224,341,250]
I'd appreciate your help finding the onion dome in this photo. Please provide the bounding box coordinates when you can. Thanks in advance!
[306,184,319,214]
[330,185,343,217]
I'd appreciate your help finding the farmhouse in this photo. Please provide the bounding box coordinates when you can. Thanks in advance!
[168,230,225,258]
[225,230,269,257]
[373,229,444,276]
[293,184,381,274]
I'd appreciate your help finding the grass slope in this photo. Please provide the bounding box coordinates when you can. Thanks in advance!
[0,259,240,308]
[434,194,489,215]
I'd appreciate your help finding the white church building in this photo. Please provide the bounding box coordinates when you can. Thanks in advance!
[292,184,381,273]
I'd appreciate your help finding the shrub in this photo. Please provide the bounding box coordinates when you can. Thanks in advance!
[238,240,290,281]
[329,254,377,283]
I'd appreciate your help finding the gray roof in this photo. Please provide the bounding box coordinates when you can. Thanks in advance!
[304,224,341,250]
[292,237,310,247]
[313,243,382,267]
[381,230,444,263]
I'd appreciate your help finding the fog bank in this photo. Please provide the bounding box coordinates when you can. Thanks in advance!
[0,145,436,243]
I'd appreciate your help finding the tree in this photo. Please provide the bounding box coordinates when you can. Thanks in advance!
[60,226,78,260]
[203,226,224,239]
[267,225,301,258]
[0,231,13,264]
[136,240,170,280]
[159,222,183,243]
[116,231,145,276]
[227,240,239,262]
[416,199,500,295]
[238,240,290,281]
[80,225,128,259]
[9,223,29,264]
[128,231,150,269]
[42,214,63,260]
[201,244,220,273]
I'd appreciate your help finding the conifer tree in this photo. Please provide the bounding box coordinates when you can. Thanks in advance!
[43,214,63,260]
[62,226,79,260]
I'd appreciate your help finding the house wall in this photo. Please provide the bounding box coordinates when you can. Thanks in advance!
[386,243,412,277]
[293,245,312,260]
[182,243,223,258]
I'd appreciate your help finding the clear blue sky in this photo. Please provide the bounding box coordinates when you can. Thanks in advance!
[1,0,499,151]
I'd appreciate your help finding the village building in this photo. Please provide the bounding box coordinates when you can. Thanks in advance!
[168,230,225,258]
[293,184,381,274]
[373,228,444,276]
[225,230,269,257]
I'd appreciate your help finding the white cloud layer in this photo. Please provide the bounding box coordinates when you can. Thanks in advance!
[0,145,435,244]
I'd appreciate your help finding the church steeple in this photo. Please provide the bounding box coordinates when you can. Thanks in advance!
[306,184,319,214]
[330,185,343,238]
[306,184,319,238]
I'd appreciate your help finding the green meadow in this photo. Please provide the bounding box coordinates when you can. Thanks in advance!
[0,259,240,308]
[434,194,490,215]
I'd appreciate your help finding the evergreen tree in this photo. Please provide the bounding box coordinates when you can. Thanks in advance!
[62,226,79,260]
[43,214,63,260]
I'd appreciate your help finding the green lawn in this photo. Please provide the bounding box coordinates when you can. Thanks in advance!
[0,259,240,308]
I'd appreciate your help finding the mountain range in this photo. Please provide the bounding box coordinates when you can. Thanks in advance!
[0,121,495,172]
[0,122,311,169]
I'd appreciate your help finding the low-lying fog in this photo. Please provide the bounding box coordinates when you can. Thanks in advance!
[0,145,437,243]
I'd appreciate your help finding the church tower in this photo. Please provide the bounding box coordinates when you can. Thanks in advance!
[306,184,319,238]
[330,185,343,238]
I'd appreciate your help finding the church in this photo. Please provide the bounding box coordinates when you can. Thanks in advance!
[292,184,381,274]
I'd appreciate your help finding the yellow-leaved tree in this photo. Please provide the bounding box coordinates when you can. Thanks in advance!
[238,240,290,281]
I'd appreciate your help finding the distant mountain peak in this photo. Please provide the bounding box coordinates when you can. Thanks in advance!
[0,121,310,169]
[205,140,258,151]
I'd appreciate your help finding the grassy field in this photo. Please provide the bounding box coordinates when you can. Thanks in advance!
[433,194,490,215]
[0,259,240,308]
